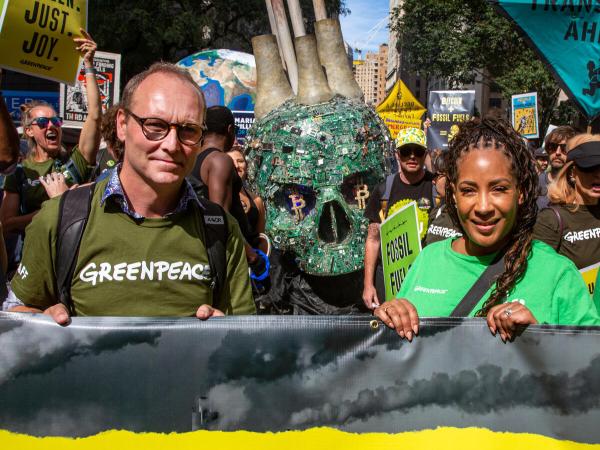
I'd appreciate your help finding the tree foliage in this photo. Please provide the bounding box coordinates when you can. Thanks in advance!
[89,0,347,82]
[391,0,568,136]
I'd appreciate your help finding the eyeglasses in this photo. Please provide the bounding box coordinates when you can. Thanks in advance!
[30,116,62,128]
[546,142,567,153]
[399,145,426,158]
[125,109,206,145]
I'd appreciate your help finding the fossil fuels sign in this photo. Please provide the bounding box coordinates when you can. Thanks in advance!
[491,0,600,120]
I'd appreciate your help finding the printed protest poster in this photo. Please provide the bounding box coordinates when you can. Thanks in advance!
[580,262,599,297]
[233,110,254,141]
[59,51,120,128]
[512,92,539,138]
[427,90,475,150]
[493,1,600,121]
[0,0,88,85]
[376,79,427,139]
[380,201,422,301]
[2,89,59,124]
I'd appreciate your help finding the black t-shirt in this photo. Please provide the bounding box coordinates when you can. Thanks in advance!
[533,204,600,270]
[425,204,462,246]
[364,172,435,224]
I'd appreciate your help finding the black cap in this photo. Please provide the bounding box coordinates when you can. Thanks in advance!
[567,141,600,168]
[205,106,235,135]
[534,147,548,158]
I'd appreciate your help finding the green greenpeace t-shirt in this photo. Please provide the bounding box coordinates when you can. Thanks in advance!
[396,239,599,325]
[12,179,255,317]
[3,147,92,213]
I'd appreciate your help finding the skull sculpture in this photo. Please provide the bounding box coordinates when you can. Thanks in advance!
[246,96,393,275]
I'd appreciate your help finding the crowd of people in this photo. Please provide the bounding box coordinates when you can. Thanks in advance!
[0,32,599,340]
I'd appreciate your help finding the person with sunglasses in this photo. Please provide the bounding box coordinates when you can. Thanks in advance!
[8,63,255,324]
[537,126,577,209]
[0,30,102,269]
[375,118,598,342]
[533,133,600,273]
[363,128,435,310]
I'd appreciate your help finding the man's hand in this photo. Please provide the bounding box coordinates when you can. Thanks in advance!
[487,301,537,342]
[374,298,419,341]
[196,304,225,320]
[362,283,380,309]
[44,304,71,326]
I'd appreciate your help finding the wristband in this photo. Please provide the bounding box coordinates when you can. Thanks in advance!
[84,67,96,75]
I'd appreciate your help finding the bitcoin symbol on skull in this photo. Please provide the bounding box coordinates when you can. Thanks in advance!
[355,182,370,209]
[289,193,306,221]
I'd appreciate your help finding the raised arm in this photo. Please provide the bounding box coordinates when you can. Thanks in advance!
[75,29,102,165]
[0,70,20,172]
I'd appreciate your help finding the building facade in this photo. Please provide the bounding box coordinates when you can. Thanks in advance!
[353,44,389,106]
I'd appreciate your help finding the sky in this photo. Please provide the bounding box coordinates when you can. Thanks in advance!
[339,0,391,58]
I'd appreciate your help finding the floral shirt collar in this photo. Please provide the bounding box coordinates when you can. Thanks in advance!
[100,165,202,219]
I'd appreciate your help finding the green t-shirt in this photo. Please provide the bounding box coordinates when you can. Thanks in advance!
[3,147,92,213]
[12,179,255,317]
[594,270,600,307]
[396,239,599,325]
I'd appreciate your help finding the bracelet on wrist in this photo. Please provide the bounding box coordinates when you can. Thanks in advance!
[84,67,96,75]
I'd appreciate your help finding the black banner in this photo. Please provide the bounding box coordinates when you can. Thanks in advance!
[0,313,599,443]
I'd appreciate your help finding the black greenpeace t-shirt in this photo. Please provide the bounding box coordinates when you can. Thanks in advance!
[364,172,435,224]
[425,204,462,246]
[533,204,600,270]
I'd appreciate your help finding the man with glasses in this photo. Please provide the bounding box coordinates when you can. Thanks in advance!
[362,128,435,309]
[538,126,577,209]
[9,63,255,324]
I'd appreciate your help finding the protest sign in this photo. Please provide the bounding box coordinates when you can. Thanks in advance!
[59,50,120,128]
[380,201,422,301]
[376,79,426,139]
[0,313,600,449]
[0,0,88,85]
[427,90,475,150]
[581,262,599,297]
[492,0,600,121]
[2,89,59,124]
[511,92,539,138]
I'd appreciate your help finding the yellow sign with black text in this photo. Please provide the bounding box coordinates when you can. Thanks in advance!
[376,80,426,139]
[0,0,87,85]
[581,262,599,297]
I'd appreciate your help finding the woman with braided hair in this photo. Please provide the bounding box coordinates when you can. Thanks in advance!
[375,117,598,342]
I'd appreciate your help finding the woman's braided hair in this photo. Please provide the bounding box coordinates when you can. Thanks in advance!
[445,117,539,316]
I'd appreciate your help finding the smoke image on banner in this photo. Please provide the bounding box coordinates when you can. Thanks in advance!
[0,313,599,445]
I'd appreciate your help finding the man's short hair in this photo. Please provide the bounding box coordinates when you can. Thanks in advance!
[544,125,577,147]
[120,62,206,119]
[205,106,235,135]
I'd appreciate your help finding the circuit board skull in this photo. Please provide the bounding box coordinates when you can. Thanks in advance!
[246,96,393,275]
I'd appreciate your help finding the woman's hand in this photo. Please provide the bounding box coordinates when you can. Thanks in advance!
[74,29,97,66]
[40,172,69,198]
[487,301,538,342]
[374,298,419,341]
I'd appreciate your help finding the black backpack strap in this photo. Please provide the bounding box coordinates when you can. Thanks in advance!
[380,173,396,220]
[55,183,95,315]
[450,253,505,317]
[196,198,228,308]
[549,206,564,252]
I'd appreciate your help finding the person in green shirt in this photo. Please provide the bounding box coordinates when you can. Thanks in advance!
[10,62,255,323]
[375,117,599,342]
[1,29,101,238]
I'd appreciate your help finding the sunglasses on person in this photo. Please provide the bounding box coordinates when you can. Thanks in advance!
[398,145,426,158]
[546,142,567,153]
[125,108,207,145]
[30,116,63,128]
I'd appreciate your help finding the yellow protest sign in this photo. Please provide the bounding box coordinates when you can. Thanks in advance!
[0,0,88,85]
[376,80,426,139]
[580,262,599,297]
